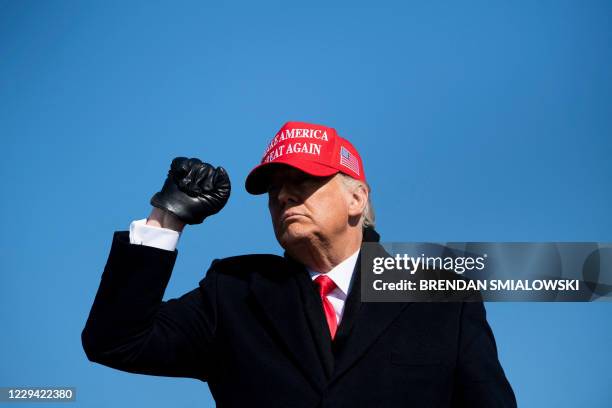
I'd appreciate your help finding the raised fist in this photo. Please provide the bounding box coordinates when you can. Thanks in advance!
[150,157,231,225]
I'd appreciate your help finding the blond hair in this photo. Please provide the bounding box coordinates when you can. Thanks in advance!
[340,174,375,228]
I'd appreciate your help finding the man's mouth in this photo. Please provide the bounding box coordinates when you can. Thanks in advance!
[281,212,307,222]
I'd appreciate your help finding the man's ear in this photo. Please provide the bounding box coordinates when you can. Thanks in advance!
[347,183,368,218]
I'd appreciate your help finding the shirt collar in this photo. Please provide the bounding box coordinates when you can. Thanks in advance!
[306,249,360,297]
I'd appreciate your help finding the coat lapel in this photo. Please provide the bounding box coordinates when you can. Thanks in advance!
[330,229,412,384]
[293,266,335,378]
[331,294,410,384]
[331,251,363,353]
[249,260,328,392]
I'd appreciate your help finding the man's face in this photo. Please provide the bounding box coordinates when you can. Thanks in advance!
[267,167,352,251]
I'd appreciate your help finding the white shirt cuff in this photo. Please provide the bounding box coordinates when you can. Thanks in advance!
[129,218,180,251]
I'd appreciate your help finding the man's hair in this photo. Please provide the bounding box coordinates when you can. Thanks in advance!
[340,174,375,229]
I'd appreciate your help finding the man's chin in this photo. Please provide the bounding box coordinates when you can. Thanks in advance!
[277,226,315,250]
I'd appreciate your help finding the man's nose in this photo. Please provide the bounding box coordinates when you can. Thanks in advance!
[276,182,299,207]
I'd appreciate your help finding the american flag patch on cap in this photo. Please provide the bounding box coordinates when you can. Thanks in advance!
[340,146,360,175]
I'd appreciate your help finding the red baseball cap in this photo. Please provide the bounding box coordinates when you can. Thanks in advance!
[245,121,366,195]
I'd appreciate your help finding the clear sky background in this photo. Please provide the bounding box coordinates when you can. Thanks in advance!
[1,1,611,407]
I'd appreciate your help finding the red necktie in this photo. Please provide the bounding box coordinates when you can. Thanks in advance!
[314,275,338,340]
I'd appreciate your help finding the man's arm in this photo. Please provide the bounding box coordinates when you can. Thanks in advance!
[451,302,517,407]
[81,231,219,380]
[144,207,186,233]
[81,157,231,380]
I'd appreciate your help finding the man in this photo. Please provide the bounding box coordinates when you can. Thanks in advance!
[82,121,516,407]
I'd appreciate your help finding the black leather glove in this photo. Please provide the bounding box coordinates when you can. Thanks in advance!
[150,157,231,225]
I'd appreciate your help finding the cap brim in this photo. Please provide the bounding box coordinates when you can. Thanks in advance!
[245,158,340,195]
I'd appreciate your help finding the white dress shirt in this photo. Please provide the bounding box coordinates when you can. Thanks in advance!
[306,250,360,325]
[129,219,360,322]
[129,218,181,251]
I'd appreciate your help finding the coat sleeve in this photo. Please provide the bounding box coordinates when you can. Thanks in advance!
[451,302,517,408]
[81,231,219,381]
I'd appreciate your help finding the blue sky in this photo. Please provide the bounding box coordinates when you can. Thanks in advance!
[1,1,611,407]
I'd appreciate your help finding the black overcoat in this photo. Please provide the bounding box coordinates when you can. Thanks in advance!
[82,228,516,407]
